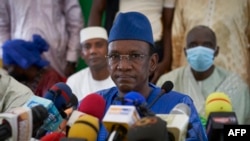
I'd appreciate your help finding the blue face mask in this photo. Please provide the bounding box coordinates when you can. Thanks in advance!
[186,46,215,72]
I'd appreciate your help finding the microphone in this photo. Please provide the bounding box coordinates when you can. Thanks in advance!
[78,93,106,121]
[147,81,174,109]
[0,105,48,141]
[205,92,238,141]
[67,93,106,128]
[127,116,170,141]
[40,131,66,141]
[122,91,146,106]
[119,91,155,117]
[23,95,63,135]
[156,103,191,141]
[205,92,233,118]
[67,114,99,141]
[170,103,191,116]
[26,82,79,139]
[66,110,85,128]
[161,80,174,93]
[31,105,50,137]
[103,105,141,141]
[44,82,79,118]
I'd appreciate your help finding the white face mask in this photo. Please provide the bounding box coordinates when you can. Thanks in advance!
[186,46,215,72]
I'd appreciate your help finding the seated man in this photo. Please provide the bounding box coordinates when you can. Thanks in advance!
[0,68,33,112]
[2,34,66,97]
[66,27,115,100]
[157,25,250,125]
[96,12,207,141]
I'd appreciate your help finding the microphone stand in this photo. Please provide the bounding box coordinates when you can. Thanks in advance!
[107,125,127,141]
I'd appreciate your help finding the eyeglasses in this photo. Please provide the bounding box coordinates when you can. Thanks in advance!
[105,53,147,65]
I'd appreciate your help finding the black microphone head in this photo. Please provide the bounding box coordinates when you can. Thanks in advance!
[31,105,49,137]
[31,105,49,124]
[161,81,174,93]
[206,112,238,141]
[66,93,78,110]
[127,116,169,141]
[147,81,174,109]
[0,119,12,140]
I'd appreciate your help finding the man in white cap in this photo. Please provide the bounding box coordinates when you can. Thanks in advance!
[66,27,115,101]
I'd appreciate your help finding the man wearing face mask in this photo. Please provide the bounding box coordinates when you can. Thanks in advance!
[157,25,250,125]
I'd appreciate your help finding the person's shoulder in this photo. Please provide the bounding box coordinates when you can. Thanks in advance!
[215,66,244,80]
[93,86,118,106]
[215,66,231,74]
[157,66,186,86]
[162,66,185,77]
[0,71,34,95]
[0,71,12,90]
[166,90,194,103]
[67,67,89,80]
[216,66,247,85]
[96,86,118,97]
[0,68,8,75]
[168,90,189,97]
[169,66,186,73]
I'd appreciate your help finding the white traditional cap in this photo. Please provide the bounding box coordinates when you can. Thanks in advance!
[80,26,108,43]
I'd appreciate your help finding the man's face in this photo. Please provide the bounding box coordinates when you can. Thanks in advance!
[185,27,218,72]
[107,40,157,94]
[186,28,216,50]
[81,38,108,70]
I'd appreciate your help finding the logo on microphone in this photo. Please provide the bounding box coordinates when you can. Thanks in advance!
[108,107,132,115]
[212,117,237,124]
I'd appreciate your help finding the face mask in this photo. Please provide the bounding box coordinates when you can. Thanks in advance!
[186,46,215,72]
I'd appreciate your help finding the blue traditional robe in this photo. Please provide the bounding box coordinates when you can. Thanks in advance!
[96,83,208,141]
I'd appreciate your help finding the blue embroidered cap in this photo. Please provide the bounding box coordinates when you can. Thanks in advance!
[108,12,154,47]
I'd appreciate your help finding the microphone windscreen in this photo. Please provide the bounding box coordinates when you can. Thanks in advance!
[127,116,169,141]
[31,105,49,122]
[40,132,66,141]
[205,92,232,118]
[161,81,174,93]
[123,91,146,106]
[78,93,106,121]
[68,114,99,141]
[170,103,191,116]
[44,82,78,111]
[0,119,12,140]
[31,105,49,136]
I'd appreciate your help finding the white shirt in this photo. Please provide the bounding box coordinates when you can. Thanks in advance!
[66,67,115,101]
